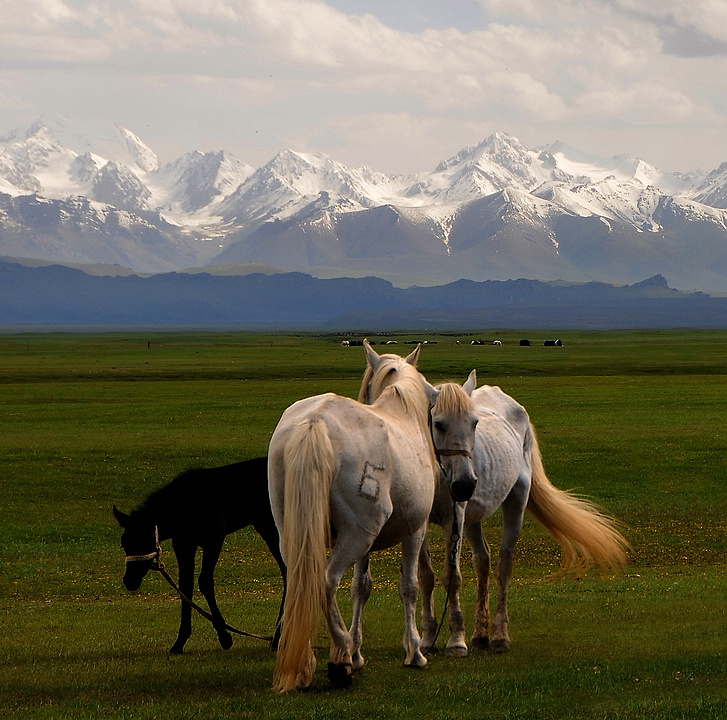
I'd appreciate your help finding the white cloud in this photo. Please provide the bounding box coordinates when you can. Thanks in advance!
[0,0,726,173]
[614,0,727,49]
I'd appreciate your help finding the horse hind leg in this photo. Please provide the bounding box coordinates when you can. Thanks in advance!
[491,477,528,653]
[349,554,372,671]
[324,537,370,687]
[400,530,428,669]
[465,521,492,651]
[418,536,439,654]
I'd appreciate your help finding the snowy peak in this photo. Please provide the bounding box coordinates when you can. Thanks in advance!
[423,132,572,205]
[0,115,159,206]
[115,125,159,173]
[693,161,727,208]
[539,141,696,195]
[2,114,160,174]
[261,148,396,206]
[153,150,254,214]
[217,147,411,226]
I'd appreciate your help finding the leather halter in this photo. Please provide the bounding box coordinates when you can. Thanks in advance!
[434,448,472,458]
[124,526,162,565]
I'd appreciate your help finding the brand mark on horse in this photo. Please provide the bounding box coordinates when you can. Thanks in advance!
[359,461,384,500]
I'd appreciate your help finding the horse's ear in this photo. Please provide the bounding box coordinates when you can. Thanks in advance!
[113,505,129,527]
[363,338,381,370]
[421,377,439,407]
[405,344,421,366]
[463,369,477,396]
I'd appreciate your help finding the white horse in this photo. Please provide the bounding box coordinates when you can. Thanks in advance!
[415,382,630,657]
[268,340,478,693]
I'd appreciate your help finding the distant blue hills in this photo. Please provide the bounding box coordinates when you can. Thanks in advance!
[1,261,724,330]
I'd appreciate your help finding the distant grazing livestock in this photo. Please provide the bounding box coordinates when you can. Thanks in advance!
[492,340,502,346]
[544,339,563,346]
[341,340,350,347]
[519,339,531,346]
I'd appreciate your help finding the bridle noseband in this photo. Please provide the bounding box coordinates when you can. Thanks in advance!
[124,526,162,567]
[434,448,472,459]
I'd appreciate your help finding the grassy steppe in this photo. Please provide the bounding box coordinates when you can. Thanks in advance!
[1,330,725,718]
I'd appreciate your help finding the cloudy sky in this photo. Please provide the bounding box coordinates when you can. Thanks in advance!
[3,0,727,174]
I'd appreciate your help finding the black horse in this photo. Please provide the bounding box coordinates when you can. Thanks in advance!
[113,457,286,654]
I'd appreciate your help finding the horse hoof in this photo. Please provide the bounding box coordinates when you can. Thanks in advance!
[490,639,511,654]
[297,677,318,692]
[470,636,490,651]
[168,645,184,655]
[327,662,354,688]
[445,644,468,658]
[219,633,233,650]
[404,653,428,669]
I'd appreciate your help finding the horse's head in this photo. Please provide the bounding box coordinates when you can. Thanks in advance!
[424,370,479,503]
[113,505,159,591]
[358,338,422,405]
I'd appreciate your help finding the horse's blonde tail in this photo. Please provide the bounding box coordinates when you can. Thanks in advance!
[273,417,335,693]
[526,424,630,578]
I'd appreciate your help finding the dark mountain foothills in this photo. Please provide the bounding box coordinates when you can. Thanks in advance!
[1,261,724,329]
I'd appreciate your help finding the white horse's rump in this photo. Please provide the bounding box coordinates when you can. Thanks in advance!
[418,382,630,656]
[268,341,478,692]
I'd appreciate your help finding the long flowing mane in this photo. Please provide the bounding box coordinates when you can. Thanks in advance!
[358,353,430,428]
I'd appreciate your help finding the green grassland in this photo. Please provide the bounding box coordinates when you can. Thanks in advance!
[1,330,726,718]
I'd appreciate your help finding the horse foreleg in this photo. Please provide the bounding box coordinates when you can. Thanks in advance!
[400,530,427,669]
[198,537,232,650]
[170,540,196,654]
[349,554,372,671]
[466,521,491,650]
[492,477,528,653]
[418,536,439,653]
[444,503,467,657]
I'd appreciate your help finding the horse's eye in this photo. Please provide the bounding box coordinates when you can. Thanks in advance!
[434,421,445,432]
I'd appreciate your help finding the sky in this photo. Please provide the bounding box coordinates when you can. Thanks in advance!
[2,0,727,175]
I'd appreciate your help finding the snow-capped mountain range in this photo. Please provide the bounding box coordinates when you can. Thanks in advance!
[2,114,727,291]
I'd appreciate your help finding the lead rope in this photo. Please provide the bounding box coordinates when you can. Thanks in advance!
[127,528,274,643]
[423,503,462,656]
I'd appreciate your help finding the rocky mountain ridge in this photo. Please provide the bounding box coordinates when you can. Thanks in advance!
[2,116,727,291]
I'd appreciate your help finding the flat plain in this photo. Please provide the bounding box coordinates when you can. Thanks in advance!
[1,329,725,719]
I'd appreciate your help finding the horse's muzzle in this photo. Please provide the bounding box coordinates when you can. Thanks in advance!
[450,476,476,503]
[122,563,150,591]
